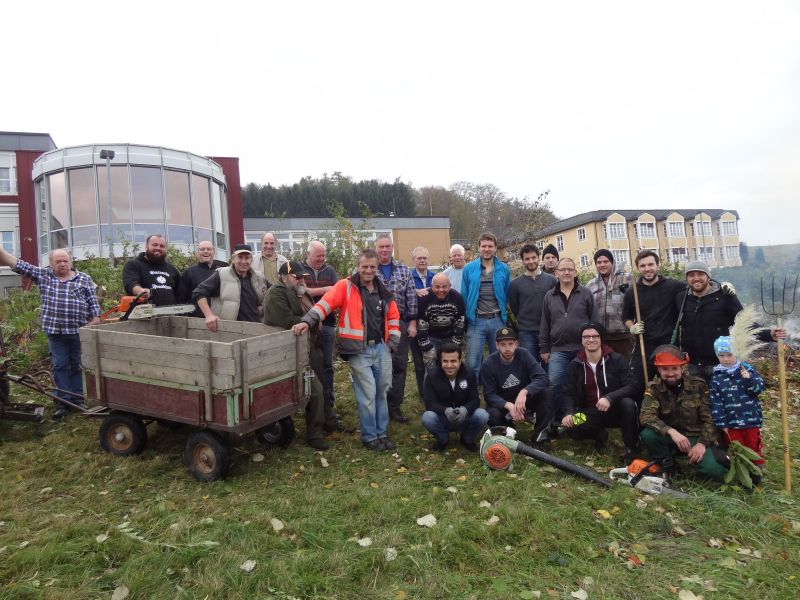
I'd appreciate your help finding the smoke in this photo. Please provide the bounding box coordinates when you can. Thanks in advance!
[784,317,800,344]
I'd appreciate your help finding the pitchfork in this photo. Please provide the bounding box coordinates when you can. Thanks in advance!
[761,275,798,493]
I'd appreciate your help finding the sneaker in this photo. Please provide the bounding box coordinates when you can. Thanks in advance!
[363,439,384,452]
[324,420,350,434]
[52,407,67,420]
[389,408,409,423]
[623,447,636,466]
[430,440,448,452]
[379,437,396,450]
[594,429,609,452]
[460,436,478,452]
[307,437,330,451]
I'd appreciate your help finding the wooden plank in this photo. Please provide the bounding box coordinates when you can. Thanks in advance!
[80,343,237,375]
[82,329,233,359]
[204,341,213,421]
[239,338,250,421]
[95,319,160,335]
[156,317,172,338]
[92,357,236,389]
[170,316,189,340]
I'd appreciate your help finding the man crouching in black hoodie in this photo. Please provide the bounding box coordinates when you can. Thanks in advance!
[561,322,639,465]
[421,343,489,452]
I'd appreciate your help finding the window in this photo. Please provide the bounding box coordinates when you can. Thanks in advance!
[637,222,656,238]
[720,221,737,236]
[606,222,627,239]
[1,231,14,254]
[611,250,629,266]
[666,221,685,238]
[0,152,16,194]
[579,254,590,268]
[693,221,712,237]
[0,168,11,193]
[556,234,564,252]
[669,248,688,263]
[725,246,739,260]
[577,227,586,242]
[694,246,713,261]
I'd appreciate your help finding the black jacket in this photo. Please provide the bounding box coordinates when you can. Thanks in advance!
[423,363,480,417]
[178,260,229,313]
[677,282,743,367]
[122,253,181,306]
[622,276,686,350]
[564,345,636,414]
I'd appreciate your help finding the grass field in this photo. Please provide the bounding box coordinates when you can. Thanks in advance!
[1,358,799,600]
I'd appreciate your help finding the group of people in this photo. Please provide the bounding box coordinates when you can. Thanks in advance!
[2,229,783,483]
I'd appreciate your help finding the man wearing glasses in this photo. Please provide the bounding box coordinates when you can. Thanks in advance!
[539,257,594,429]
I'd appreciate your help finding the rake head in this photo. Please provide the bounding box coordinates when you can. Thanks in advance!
[760,275,798,317]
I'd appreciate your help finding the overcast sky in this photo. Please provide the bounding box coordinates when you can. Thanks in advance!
[7,1,799,245]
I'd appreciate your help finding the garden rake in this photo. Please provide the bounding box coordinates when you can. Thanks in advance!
[761,275,798,493]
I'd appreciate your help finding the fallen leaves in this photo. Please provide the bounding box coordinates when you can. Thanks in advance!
[485,515,500,526]
[595,509,612,520]
[570,590,588,600]
[357,537,372,547]
[96,533,109,543]
[270,518,285,532]
[111,586,129,600]
[239,559,257,572]
[251,452,264,462]
[385,547,398,561]
[479,500,492,508]
[416,514,437,528]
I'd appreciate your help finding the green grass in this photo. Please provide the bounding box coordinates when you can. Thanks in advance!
[1,363,799,600]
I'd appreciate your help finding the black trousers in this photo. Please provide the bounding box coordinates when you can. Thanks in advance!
[387,319,410,411]
[487,389,553,443]
[564,397,639,449]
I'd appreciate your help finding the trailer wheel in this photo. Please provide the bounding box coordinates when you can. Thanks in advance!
[185,431,230,482]
[256,416,295,447]
[99,413,148,456]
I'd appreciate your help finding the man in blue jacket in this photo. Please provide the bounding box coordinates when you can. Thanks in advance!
[461,232,511,374]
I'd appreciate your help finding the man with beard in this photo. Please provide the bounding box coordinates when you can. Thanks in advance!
[178,240,229,316]
[561,322,639,465]
[416,273,466,367]
[639,344,727,481]
[263,260,337,450]
[421,343,488,452]
[0,247,101,419]
[442,244,466,293]
[462,232,510,374]
[193,244,268,330]
[508,244,557,364]
[252,232,288,286]
[481,327,552,445]
[541,244,560,275]
[585,249,633,359]
[123,234,181,306]
[293,249,401,452]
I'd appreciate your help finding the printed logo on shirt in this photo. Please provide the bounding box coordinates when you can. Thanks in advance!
[459,379,468,389]
[502,374,521,390]
[156,275,167,284]
[376,300,383,314]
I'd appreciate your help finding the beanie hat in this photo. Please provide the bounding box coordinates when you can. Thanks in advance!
[684,260,711,277]
[580,321,606,341]
[714,336,733,356]
[593,249,614,264]
[542,244,559,259]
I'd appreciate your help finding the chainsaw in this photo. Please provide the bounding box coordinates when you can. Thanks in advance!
[100,292,195,322]
[609,458,692,498]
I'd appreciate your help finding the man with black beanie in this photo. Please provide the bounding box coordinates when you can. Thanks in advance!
[541,244,560,275]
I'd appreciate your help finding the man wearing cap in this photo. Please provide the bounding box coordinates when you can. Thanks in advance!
[263,260,337,450]
[585,249,633,359]
[508,244,557,365]
[462,232,511,374]
[421,342,489,452]
[480,327,552,445]
[193,243,269,331]
[541,244,560,276]
[639,344,727,481]
[561,322,639,465]
[676,260,784,377]
[178,240,229,316]
[252,232,288,286]
[292,248,401,452]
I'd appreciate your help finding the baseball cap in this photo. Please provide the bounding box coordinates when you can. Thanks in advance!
[232,243,253,256]
[278,260,311,277]
[495,327,517,342]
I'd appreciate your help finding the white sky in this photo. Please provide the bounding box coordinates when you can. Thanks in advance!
[7,1,799,245]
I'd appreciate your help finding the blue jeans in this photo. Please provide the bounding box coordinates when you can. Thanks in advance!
[517,330,542,365]
[348,343,392,443]
[47,333,84,406]
[421,408,490,445]
[465,316,505,374]
[320,325,336,407]
[546,350,578,422]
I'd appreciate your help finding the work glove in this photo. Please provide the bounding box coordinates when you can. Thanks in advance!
[618,283,629,294]
[629,322,645,336]
[451,406,468,425]
[422,348,437,367]
[444,407,457,423]
[721,281,736,296]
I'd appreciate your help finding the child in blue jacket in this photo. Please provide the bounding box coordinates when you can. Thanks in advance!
[709,336,766,465]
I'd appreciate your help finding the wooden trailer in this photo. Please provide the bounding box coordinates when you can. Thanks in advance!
[80,316,311,480]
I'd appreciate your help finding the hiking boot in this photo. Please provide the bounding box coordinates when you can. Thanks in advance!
[594,429,609,452]
[623,447,636,466]
[379,437,396,450]
[460,436,478,453]
[307,437,330,451]
[363,439,384,452]
[389,408,409,423]
[324,420,351,434]
[430,439,448,452]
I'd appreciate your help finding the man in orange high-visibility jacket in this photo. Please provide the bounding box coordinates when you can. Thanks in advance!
[293,248,401,452]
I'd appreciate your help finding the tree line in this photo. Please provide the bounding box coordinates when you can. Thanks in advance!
[241,173,558,244]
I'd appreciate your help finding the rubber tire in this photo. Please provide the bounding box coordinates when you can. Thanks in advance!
[99,413,148,456]
[185,431,230,482]
[256,416,295,447]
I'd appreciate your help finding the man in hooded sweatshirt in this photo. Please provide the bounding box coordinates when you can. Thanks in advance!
[122,234,181,306]
[561,322,639,465]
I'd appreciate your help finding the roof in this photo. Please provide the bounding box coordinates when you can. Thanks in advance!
[244,216,450,231]
[527,209,740,241]
[0,131,57,152]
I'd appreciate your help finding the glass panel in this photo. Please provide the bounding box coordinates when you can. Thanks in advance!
[69,167,96,227]
[40,234,49,254]
[133,224,165,245]
[195,228,212,247]
[1,231,14,252]
[164,170,192,225]
[101,224,134,246]
[97,164,131,223]
[72,225,99,246]
[50,229,69,250]
[36,178,47,236]
[48,172,68,230]
[216,231,226,249]
[192,174,212,229]
[131,166,164,223]
[0,167,10,192]
[167,224,194,244]
[212,182,223,230]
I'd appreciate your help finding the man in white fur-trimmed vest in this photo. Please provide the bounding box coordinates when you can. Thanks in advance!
[193,243,269,331]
